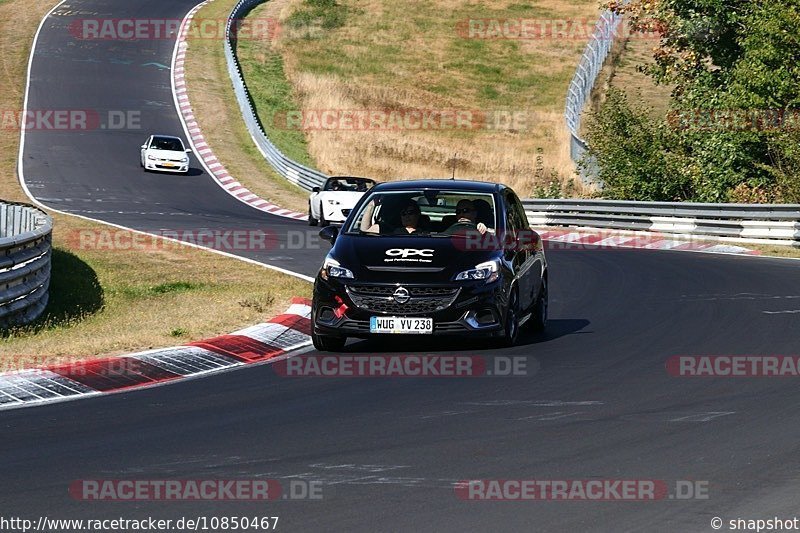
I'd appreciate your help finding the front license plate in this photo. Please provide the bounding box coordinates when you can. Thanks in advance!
[162,163,176,167]
[370,316,433,334]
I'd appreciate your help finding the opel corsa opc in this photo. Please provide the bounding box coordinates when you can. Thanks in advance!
[311,179,548,351]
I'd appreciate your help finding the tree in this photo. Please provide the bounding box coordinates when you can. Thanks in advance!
[592,0,800,202]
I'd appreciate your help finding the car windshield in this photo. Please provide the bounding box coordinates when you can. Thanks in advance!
[346,190,496,237]
[325,178,375,192]
[151,137,184,151]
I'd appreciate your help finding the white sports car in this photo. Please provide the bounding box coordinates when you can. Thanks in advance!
[140,135,191,173]
[309,176,376,226]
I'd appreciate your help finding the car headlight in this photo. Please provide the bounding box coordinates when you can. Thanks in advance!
[320,256,354,280]
[181,157,189,163]
[455,259,499,283]
[327,199,341,205]
[147,154,156,160]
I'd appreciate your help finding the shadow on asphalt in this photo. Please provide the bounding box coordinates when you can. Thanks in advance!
[339,318,591,354]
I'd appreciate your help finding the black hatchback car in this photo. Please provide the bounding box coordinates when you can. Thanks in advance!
[311,179,548,351]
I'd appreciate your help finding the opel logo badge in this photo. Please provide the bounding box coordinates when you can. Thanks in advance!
[393,287,410,304]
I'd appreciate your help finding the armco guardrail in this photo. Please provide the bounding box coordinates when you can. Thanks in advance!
[564,9,623,183]
[0,202,52,327]
[225,0,328,191]
[524,199,800,245]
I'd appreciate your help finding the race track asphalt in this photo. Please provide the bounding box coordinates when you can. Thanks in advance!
[7,0,800,531]
[20,0,321,276]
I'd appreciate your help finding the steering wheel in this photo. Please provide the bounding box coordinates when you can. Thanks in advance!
[442,220,478,235]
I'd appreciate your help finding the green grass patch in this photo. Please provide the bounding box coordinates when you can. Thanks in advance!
[286,0,350,30]
[149,281,203,295]
[237,31,316,167]
[278,0,579,112]
[112,281,205,299]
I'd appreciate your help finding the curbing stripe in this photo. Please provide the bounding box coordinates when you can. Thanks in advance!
[0,299,312,411]
[171,0,308,221]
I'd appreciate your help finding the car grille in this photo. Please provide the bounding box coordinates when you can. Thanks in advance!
[345,285,460,315]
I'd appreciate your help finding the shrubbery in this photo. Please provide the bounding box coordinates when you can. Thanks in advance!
[587,0,800,202]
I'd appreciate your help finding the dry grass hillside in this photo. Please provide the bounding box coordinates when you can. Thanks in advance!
[246,0,604,197]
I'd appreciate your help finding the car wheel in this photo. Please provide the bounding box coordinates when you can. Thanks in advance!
[311,328,346,351]
[527,277,548,332]
[308,202,318,226]
[497,288,520,348]
[319,209,330,228]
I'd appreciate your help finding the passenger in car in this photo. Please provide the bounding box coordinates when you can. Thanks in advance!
[393,200,430,234]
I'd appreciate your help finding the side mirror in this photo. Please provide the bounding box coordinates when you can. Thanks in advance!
[141,144,147,149]
[185,148,192,153]
[312,186,320,193]
[319,226,338,245]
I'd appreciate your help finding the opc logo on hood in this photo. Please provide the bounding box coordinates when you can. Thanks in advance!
[384,248,435,262]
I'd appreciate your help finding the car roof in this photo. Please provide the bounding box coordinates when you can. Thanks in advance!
[151,135,183,142]
[370,179,505,194]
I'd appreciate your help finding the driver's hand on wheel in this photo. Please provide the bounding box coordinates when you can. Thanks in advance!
[477,222,488,234]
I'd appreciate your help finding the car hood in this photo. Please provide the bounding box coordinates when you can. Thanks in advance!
[146,149,187,160]
[330,234,500,283]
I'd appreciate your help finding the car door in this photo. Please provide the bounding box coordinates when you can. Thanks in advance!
[510,191,540,311]
[503,190,534,311]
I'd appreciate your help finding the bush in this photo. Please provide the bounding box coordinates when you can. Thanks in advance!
[583,89,693,201]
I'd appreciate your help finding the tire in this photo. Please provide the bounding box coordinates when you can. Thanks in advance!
[312,328,346,351]
[497,288,520,348]
[308,202,318,226]
[527,277,548,333]
[319,209,330,228]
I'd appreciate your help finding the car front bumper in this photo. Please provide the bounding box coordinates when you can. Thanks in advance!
[312,277,510,339]
[145,160,189,173]
[322,206,352,223]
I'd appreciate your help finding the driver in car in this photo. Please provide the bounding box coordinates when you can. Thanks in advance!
[448,199,490,235]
